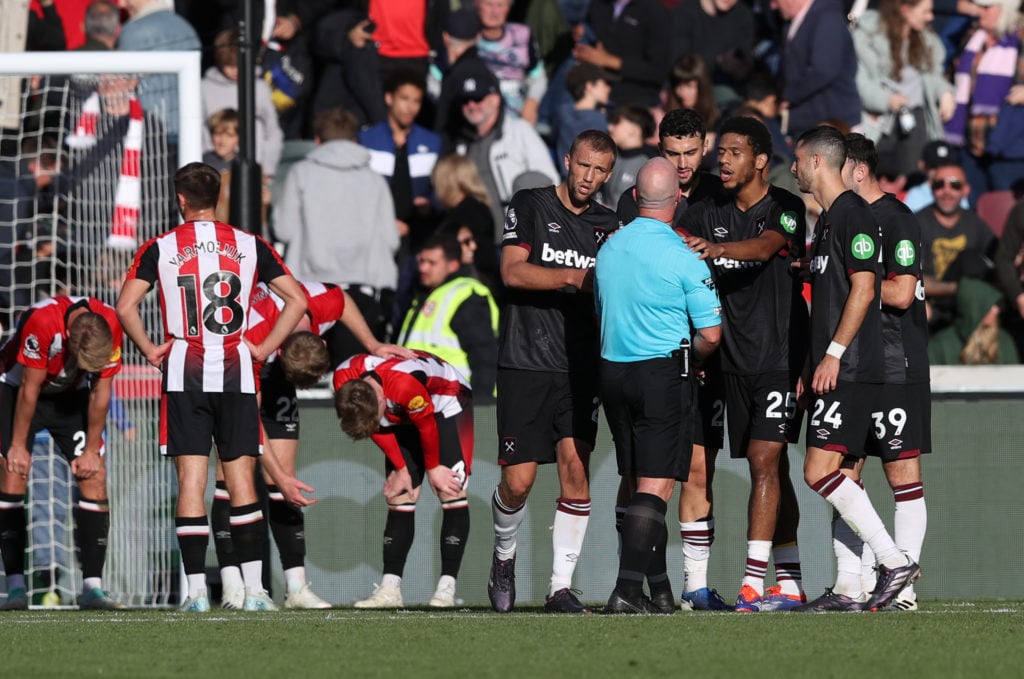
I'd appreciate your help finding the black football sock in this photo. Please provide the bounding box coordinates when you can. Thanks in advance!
[382,504,416,578]
[617,492,668,598]
[439,501,470,579]
[211,481,238,569]
[75,496,110,580]
[268,485,306,571]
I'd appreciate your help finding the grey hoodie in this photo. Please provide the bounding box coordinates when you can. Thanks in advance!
[273,140,399,290]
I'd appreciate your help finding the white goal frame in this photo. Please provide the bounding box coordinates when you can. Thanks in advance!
[0,51,201,608]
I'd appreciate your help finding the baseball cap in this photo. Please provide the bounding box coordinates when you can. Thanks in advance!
[456,62,500,102]
[446,9,482,40]
[566,62,618,93]
[922,140,956,169]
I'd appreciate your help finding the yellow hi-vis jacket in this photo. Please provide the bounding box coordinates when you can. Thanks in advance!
[398,276,499,380]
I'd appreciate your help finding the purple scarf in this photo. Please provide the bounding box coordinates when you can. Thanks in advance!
[945,29,1020,146]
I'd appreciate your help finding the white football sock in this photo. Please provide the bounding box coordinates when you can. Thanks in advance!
[549,498,590,595]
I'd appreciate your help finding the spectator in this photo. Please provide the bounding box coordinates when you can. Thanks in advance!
[945,0,1024,197]
[854,0,956,180]
[313,1,447,129]
[74,0,120,51]
[915,160,998,330]
[992,198,1024,320]
[903,139,970,211]
[778,0,861,139]
[274,108,400,346]
[555,63,614,171]
[397,230,499,402]
[359,69,442,253]
[664,54,720,165]
[670,0,755,96]
[476,0,548,125]
[201,28,284,180]
[928,277,1020,363]
[27,0,66,51]
[574,0,673,109]
[202,109,239,174]
[448,63,559,236]
[430,9,487,136]
[599,105,658,207]
[431,153,499,291]
[117,0,201,147]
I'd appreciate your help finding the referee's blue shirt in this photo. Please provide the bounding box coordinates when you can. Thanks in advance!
[595,217,722,362]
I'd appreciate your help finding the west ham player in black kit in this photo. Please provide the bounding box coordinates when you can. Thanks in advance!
[617,108,732,612]
[682,117,808,612]
[833,134,931,611]
[790,126,919,613]
[488,130,618,614]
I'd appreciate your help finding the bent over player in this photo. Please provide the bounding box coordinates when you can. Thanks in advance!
[212,281,411,609]
[117,162,310,612]
[334,351,471,608]
[0,296,124,610]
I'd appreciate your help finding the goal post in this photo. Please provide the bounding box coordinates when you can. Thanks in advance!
[0,51,201,608]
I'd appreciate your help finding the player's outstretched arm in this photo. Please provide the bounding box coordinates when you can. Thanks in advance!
[501,245,588,291]
[259,431,316,507]
[339,291,415,359]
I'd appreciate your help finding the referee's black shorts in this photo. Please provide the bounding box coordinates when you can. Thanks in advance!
[599,357,694,481]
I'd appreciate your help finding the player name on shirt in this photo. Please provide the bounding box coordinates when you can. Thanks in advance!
[167,239,247,267]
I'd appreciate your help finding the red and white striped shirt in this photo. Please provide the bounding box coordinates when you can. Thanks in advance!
[0,296,123,393]
[124,220,289,393]
[246,281,346,359]
[333,351,469,469]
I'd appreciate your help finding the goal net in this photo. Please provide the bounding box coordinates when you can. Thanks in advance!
[0,51,201,607]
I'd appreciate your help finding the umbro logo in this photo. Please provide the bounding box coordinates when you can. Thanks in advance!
[548,222,562,233]
[713,226,728,239]
[816,428,831,437]
[888,438,903,449]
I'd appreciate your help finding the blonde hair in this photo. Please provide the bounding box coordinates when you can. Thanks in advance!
[990,0,1023,37]
[431,154,491,208]
[68,312,114,373]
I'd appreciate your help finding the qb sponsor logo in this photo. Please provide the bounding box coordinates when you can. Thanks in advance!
[895,240,916,266]
[851,234,875,260]
[780,211,798,234]
[541,242,595,268]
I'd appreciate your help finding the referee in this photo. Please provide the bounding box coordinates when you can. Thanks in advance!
[595,158,722,614]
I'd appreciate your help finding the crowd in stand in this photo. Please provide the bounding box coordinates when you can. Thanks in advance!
[5,0,1024,364]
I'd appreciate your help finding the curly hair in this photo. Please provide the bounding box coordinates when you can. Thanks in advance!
[335,379,381,440]
[280,331,330,388]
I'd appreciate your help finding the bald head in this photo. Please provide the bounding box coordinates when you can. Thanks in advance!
[637,157,680,210]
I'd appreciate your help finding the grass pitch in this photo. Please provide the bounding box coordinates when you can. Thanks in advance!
[2,600,1021,678]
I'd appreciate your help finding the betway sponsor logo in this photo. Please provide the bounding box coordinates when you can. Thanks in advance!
[712,257,763,270]
[810,255,829,274]
[541,242,594,268]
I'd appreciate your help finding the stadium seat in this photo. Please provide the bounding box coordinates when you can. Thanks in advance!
[977,190,1018,238]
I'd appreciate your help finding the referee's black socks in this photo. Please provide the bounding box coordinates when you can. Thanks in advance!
[616,493,668,597]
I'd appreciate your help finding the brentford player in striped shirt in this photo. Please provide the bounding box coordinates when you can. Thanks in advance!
[334,352,471,608]
[210,281,412,609]
[116,162,310,613]
[0,296,124,610]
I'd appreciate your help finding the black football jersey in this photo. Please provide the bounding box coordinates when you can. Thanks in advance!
[498,186,620,372]
[871,193,930,385]
[680,185,809,375]
[808,191,885,383]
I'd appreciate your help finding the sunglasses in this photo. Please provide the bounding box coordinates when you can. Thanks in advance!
[458,236,476,246]
[931,178,964,191]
